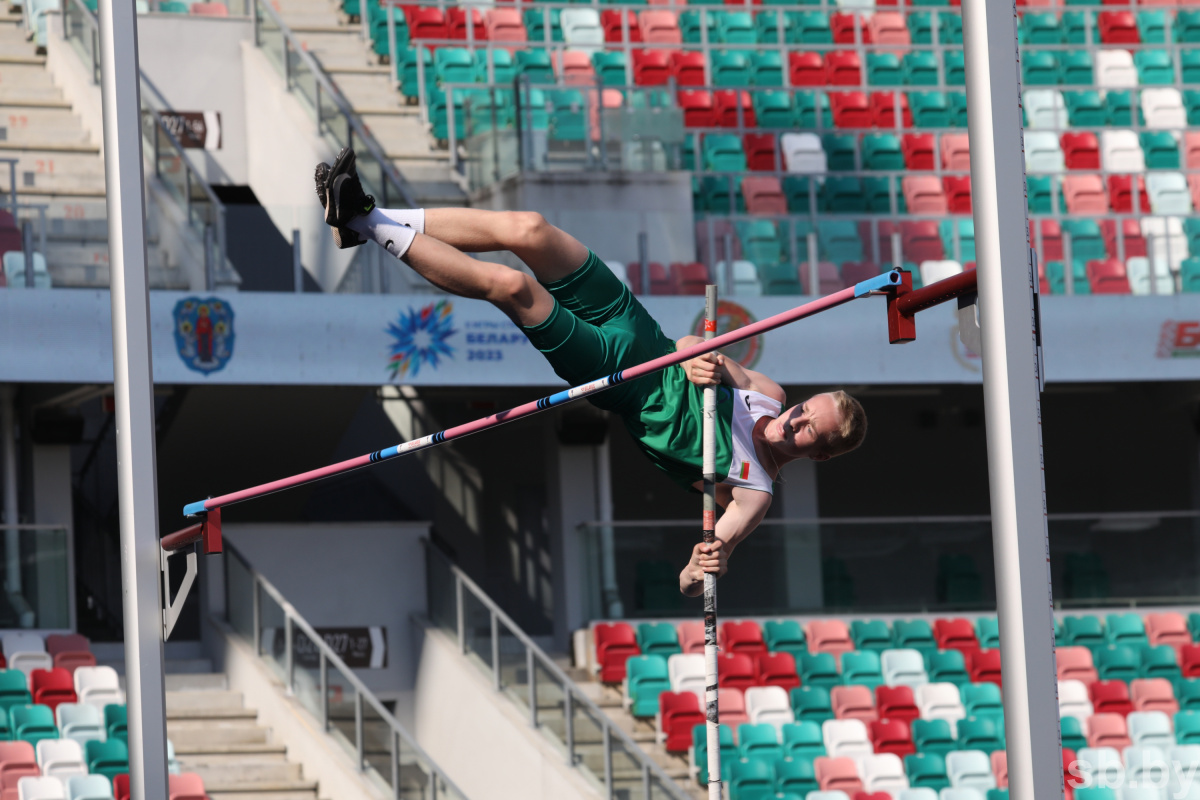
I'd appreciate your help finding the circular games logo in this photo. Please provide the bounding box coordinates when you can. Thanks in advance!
[690,300,762,368]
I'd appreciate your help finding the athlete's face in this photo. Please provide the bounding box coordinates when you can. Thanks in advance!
[766,393,841,462]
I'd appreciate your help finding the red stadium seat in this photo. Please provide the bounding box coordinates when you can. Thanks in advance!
[639,9,682,44]
[625,262,672,295]
[719,687,750,729]
[967,649,1003,686]
[788,52,824,86]
[1031,220,1064,262]
[411,7,450,41]
[677,90,716,127]
[602,10,641,43]
[557,51,595,85]
[633,50,672,85]
[940,133,971,170]
[801,261,844,296]
[720,621,767,656]
[1099,11,1139,43]
[825,51,862,86]
[870,91,911,128]
[31,668,76,712]
[831,685,877,722]
[901,221,945,262]
[805,620,854,659]
[992,750,1008,788]
[658,691,705,752]
[1189,175,1200,213]
[742,176,787,214]
[868,12,911,50]
[669,262,710,295]
[901,133,934,169]
[1089,680,1133,716]
[678,621,706,655]
[447,7,486,40]
[743,134,778,171]
[875,685,919,722]
[190,3,227,15]
[1062,175,1109,214]
[0,743,38,791]
[1099,219,1146,259]
[902,177,948,214]
[594,623,639,683]
[1062,132,1100,170]
[1086,259,1132,294]
[46,634,95,676]
[1131,677,1179,715]
[830,92,871,128]
[831,12,863,44]
[756,652,800,691]
[717,652,757,691]
[1185,131,1200,169]
[855,794,892,800]
[669,51,705,87]
[1086,712,1132,750]
[714,90,756,128]
[815,756,864,793]
[168,772,210,800]
[942,176,972,214]
[1181,644,1200,679]
[868,718,915,757]
[1108,175,1152,214]
[933,618,981,653]
[114,774,130,800]
[1057,647,1099,684]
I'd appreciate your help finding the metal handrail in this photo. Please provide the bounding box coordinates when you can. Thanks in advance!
[584,510,1200,527]
[422,539,691,800]
[224,541,472,800]
[252,0,418,208]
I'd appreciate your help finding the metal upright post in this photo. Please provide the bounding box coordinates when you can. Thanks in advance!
[97,0,171,791]
[21,221,34,288]
[961,1,1061,797]
[701,285,721,800]
[292,228,303,293]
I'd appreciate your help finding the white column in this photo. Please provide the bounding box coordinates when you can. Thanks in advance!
[1,386,20,596]
[777,459,822,610]
[546,426,602,645]
[97,0,170,791]
[962,0,1062,796]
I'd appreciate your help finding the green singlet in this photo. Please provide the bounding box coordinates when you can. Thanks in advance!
[520,251,735,489]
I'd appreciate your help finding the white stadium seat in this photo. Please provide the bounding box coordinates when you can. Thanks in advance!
[718,260,763,297]
[1058,680,1094,720]
[939,790,986,800]
[919,260,963,288]
[72,667,123,712]
[35,739,87,781]
[744,686,792,730]
[1024,90,1067,129]
[1101,130,1146,174]
[54,704,104,747]
[917,683,966,729]
[18,777,65,800]
[1122,745,1168,788]
[901,790,939,800]
[1142,217,1189,271]
[781,133,828,174]
[1024,132,1065,173]
[860,753,909,792]
[945,750,996,790]
[1076,747,1126,788]
[3,633,52,680]
[65,774,114,800]
[1142,88,1187,130]
[821,718,873,757]
[1146,172,1193,216]
[1095,50,1137,88]
[882,649,929,688]
[1128,711,1174,749]
[1126,258,1175,296]
[560,10,603,50]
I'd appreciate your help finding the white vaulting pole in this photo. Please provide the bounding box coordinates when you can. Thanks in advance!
[701,285,721,800]
[961,0,1062,796]
[97,0,171,793]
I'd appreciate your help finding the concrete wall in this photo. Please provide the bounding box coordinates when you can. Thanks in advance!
[137,15,254,186]
[222,522,429,700]
[412,621,597,800]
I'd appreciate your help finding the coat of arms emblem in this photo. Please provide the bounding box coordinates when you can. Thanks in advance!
[173,297,235,375]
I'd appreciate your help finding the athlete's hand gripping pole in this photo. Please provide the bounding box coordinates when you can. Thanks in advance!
[701,284,722,800]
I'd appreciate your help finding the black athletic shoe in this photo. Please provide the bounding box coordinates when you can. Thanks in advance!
[314,160,365,249]
[322,147,376,227]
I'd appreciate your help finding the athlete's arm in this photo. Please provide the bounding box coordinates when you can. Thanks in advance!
[675,336,786,403]
[679,487,772,597]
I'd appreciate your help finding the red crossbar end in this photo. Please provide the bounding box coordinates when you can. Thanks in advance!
[887,270,917,344]
[202,507,223,555]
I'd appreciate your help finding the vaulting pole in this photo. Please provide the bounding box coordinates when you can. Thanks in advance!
[700,285,721,800]
[184,270,902,517]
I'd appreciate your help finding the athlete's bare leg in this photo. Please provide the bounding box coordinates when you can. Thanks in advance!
[421,208,590,283]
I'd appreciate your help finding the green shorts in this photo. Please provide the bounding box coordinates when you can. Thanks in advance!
[520,251,676,414]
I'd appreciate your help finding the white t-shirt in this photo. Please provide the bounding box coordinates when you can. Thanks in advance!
[723,388,783,495]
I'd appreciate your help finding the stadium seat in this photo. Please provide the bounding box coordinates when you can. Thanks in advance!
[1136,49,1175,84]
[830,92,871,128]
[927,651,971,688]
[636,624,681,658]
[1143,88,1187,130]
[1024,132,1065,173]
[29,673,73,715]
[876,685,919,723]
[737,722,781,763]
[830,685,876,723]
[692,723,736,784]
[957,717,1004,754]
[807,621,854,661]
[782,720,826,759]
[904,752,950,789]
[939,134,970,171]
[51,707,100,750]
[719,688,749,730]
[945,750,996,790]
[1062,132,1100,170]
[757,652,800,691]
[1099,11,1139,44]
[745,686,792,729]
[594,623,639,683]
[0,672,29,714]
[668,653,706,700]
[102,707,125,745]
[631,50,671,85]
[916,683,965,728]
[626,655,670,717]
[167,773,207,800]
[1023,52,1060,86]
[1140,644,1182,680]
[1101,131,1146,173]
[34,741,84,783]
[859,752,907,793]
[1182,261,1200,294]
[1146,612,1190,650]
[1142,131,1182,169]
[1124,710,1171,749]
[774,756,818,796]
[17,776,65,800]
[83,740,127,781]
[813,758,862,794]
[1060,718,1087,753]
[900,222,946,263]
[839,651,883,690]
[560,9,603,49]
[64,775,111,800]
[1085,261,1132,295]
[850,621,892,654]
[901,134,934,170]
[1086,713,1132,750]
[658,691,704,752]
[716,653,757,692]
[1148,172,1193,215]
[788,52,824,86]
[966,651,1002,687]
[1059,679,1095,720]
[713,90,756,128]
[867,52,903,86]
[1130,678,1177,716]
[795,652,838,691]
[902,177,948,214]
[1095,50,1138,87]
[1024,90,1067,129]
[749,52,783,86]
[780,133,826,174]
[825,51,863,86]
[42,640,92,679]
[1088,680,1132,717]
[792,686,835,724]
[0,742,39,791]
[669,52,705,87]
[1108,175,1153,214]
[933,619,980,654]
[1057,647,1099,684]
[3,637,49,683]
[10,706,56,748]
[764,621,806,660]
[871,91,912,128]
[743,133,780,171]
[1063,175,1109,214]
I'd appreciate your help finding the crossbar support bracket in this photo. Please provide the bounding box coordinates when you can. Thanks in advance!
[160,508,223,640]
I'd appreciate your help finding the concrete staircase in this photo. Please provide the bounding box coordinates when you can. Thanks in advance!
[167,674,326,800]
[0,8,186,288]
[270,0,468,208]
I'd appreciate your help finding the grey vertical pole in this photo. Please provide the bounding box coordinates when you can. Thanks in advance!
[97,0,171,791]
[292,228,303,293]
[21,220,33,288]
[701,285,721,800]
[961,1,1061,798]
[638,231,649,296]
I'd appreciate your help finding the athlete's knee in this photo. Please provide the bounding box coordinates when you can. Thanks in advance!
[485,267,536,307]
[506,211,554,253]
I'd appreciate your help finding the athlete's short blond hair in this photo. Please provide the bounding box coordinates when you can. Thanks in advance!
[824,390,867,458]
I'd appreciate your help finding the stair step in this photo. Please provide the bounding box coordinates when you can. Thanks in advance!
[205,780,319,793]
[166,690,248,712]
[173,743,289,756]
[165,673,229,691]
[207,792,319,800]
[168,708,259,720]
[166,721,272,746]
[181,760,305,785]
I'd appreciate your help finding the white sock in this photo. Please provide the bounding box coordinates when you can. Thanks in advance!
[381,207,425,234]
[347,208,418,259]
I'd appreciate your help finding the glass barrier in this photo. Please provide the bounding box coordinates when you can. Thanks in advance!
[423,540,691,799]
[223,544,469,800]
[0,527,70,630]
[578,512,1200,621]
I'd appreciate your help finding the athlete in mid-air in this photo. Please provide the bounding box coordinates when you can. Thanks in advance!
[315,149,868,596]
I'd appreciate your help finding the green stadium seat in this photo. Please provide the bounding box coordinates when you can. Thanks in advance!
[434,48,478,87]
[1027,176,1053,214]
[1055,618,1066,647]
[868,52,904,86]
[714,11,754,44]
[1096,644,1140,682]
[1045,261,1091,295]
[484,49,516,85]
[1075,790,1117,800]
[1060,715,1087,751]
[840,651,884,689]
[790,686,834,723]
[988,791,1010,800]
[927,650,971,688]
[704,134,747,172]
[1062,11,1099,45]
[516,49,555,83]
[737,723,782,762]
[523,7,562,42]
[753,91,795,128]
[782,176,816,214]
[957,716,1004,753]
[791,11,833,44]
[781,720,825,758]
[976,618,1000,650]
[763,621,805,654]
[758,262,803,296]
[1062,220,1107,261]
[158,1,188,11]
[909,92,951,127]
[1182,50,1200,84]
[905,752,951,789]
[749,52,783,86]
[591,51,627,86]
[1062,615,1105,653]
[103,703,127,743]
[1064,90,1107,126]
[1140,645,1181,682]
[1176,710,1200,745]
[798,652,840,690]
[398,46,432,98]
[711,51,751,87]
[1107,90,1140,126]
[821,133,857,172]
[1140,131,1180,169]
[850,620,893,653]
[729,757,773,800]
[693,723,737,784]
[1021,12,1063,45]
[626,655,670,717]
[940,219,975,262]
[636,623,681,657]
[427,88,466,141]
[465,90,515,135]
[947,91,968,126]
[1107,613,1149,648]
[911,718,956,756]
[961,682,1004,719]
[817,220,862,264]
[774,756,819,796]
[754,10,788,44]
[940,12,963,44]
[821,177,867,213]
[1179,10,1200,42]
[0,672,30,712]
[699,175,735,213]
[85,739,129,780]
[1182,258,1200,293]
[549,89,587,141]
[897,51,935,86]
[1060,51,1093,85]
[1022,52,1059,85]
[943,51,965,86]
[1135,49,1174,84]
[794,91,832,128]
[862,134,904,170]
[738,220,783,265]
[10,705,56,746]
[893,619,938,659]
[1138,10,1167,43]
